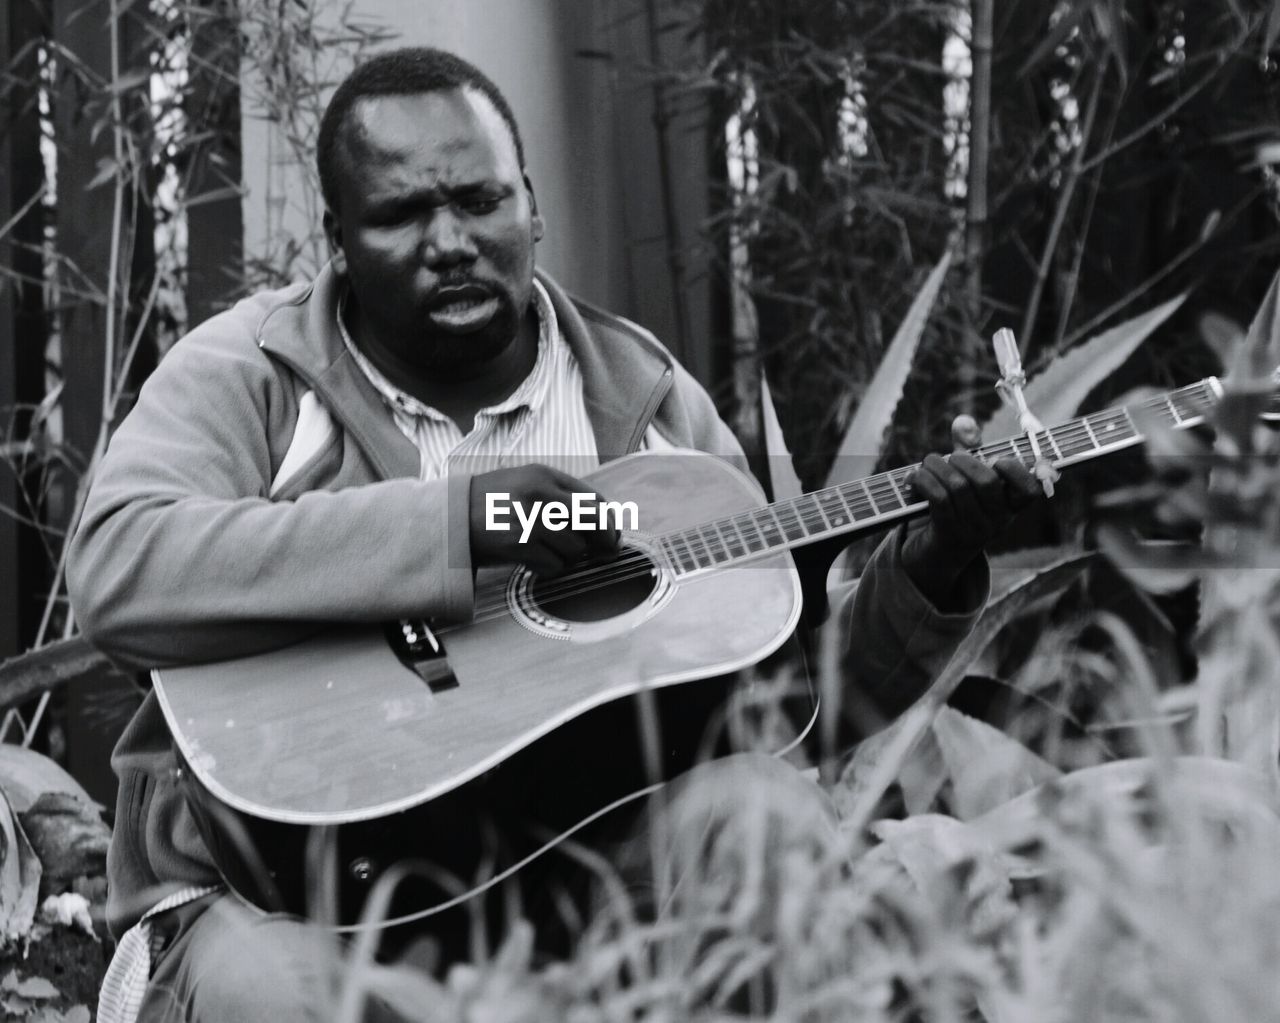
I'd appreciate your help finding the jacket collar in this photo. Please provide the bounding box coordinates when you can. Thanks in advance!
[256,262,674,477]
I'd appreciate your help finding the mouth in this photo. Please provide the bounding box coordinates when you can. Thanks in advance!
[425,285,501,333]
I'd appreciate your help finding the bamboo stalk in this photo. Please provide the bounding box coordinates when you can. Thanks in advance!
[961,0,994,410]
[1017,68,1104,359]
[643,0,691,366]
[963,0,992,321]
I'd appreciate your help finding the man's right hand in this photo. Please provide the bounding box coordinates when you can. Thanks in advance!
[469,465,621,576]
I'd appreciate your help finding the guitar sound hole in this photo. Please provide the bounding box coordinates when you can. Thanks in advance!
[529,552,658,624]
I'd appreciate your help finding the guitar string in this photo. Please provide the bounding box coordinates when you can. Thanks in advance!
[441,383,1215,628]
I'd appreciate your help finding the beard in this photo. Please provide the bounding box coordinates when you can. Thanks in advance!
[410,291,523,372]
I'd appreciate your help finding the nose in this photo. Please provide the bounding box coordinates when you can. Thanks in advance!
[421,210,477,268]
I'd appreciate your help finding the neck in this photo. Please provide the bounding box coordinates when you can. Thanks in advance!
[657,378,1225,577]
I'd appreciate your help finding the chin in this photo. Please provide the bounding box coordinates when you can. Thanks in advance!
[418,328,513,373]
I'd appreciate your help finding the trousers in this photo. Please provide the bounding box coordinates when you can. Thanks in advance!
[133,752,838,1022]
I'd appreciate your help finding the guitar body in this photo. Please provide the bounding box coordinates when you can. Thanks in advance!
[154,451,805,925]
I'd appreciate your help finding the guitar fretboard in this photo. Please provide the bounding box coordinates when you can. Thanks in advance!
[657,379,1222,576]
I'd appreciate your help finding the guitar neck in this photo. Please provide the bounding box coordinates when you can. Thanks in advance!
[658,377,1225,576]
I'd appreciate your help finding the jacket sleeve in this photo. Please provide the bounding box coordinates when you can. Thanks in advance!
[831,523,988,737]
[66,330,476,671]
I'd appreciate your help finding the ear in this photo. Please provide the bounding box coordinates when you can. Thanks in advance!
[323,208,348,276]
[524,174,545,243]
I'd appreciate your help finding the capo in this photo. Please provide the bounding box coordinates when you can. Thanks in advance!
[992,328,1060,498]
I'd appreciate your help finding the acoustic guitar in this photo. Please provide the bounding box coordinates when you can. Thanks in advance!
[154,376,1227,927]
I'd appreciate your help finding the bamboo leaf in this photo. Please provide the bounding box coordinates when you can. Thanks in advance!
[760,373,803,500]
[982,293,1186,442]
[824,249,951,488]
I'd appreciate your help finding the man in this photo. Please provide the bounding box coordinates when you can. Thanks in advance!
[69,47,1037,1022]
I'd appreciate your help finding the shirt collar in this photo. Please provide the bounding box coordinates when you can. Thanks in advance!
[337,278,560,422]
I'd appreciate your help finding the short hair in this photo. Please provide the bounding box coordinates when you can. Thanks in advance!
[316,47,526,214]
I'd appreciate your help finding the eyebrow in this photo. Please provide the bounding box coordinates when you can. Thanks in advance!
[366,179,512,205]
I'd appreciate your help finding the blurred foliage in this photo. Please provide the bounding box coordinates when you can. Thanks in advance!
[666,0,1280,486]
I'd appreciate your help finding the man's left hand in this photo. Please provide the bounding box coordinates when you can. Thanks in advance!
[900,418,1042,609]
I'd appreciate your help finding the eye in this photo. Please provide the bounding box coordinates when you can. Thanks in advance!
[460,195,502,215]
[368,206,411,226]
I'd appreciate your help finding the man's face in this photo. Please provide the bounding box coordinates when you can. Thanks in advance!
[324,88,543,373]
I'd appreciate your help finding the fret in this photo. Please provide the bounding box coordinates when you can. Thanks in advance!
[1165,394,1184,426]
[1081,416,1100,449]
[867,474,902,512]
[754,508,787,548]
[1051,422,1089,459]
[667,532,699,573]
[796,494,829,535]
[816,489,853,528]
[685,530,717,570]
[1041,428,1064,461]
[1121,406,1141,438]
[774,501,809,542]
[1093,413,1128,442]
[738,514,769,554]
[717,518,749,559]
[699,523,729,563]
[886,471,907,506]
[834,485,861,522]
[858,480,881,516]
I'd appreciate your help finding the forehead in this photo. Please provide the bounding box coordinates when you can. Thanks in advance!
[341,88,521,186]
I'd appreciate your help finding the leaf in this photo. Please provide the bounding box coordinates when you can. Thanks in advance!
[86,157,118,192]
[760,373,802,501]
[1230,263,1280,386]
[982,294,1186,442]
[973,756,1280,851]
[832,552,1094,825]
[1096,528,1205,595]
[824,249,951,488]
[1197,312,1245,371]
[861,814,1019,937]
[0,746,96,815]
[931,706,1060,819]
[989,545,1088,602]
[185,185,245,209]
[0,789,41,941]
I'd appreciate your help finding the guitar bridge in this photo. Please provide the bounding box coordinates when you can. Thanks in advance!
[386,619,458,693]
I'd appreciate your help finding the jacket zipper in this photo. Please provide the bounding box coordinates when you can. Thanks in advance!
[626,367,673,453]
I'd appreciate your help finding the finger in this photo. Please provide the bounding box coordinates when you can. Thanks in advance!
[910,454,963,540]
[519,540,567,577]
[951,414,983,451]
[922,453,991,546]
[992,457,1043,507]
[945,452,1008,518]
